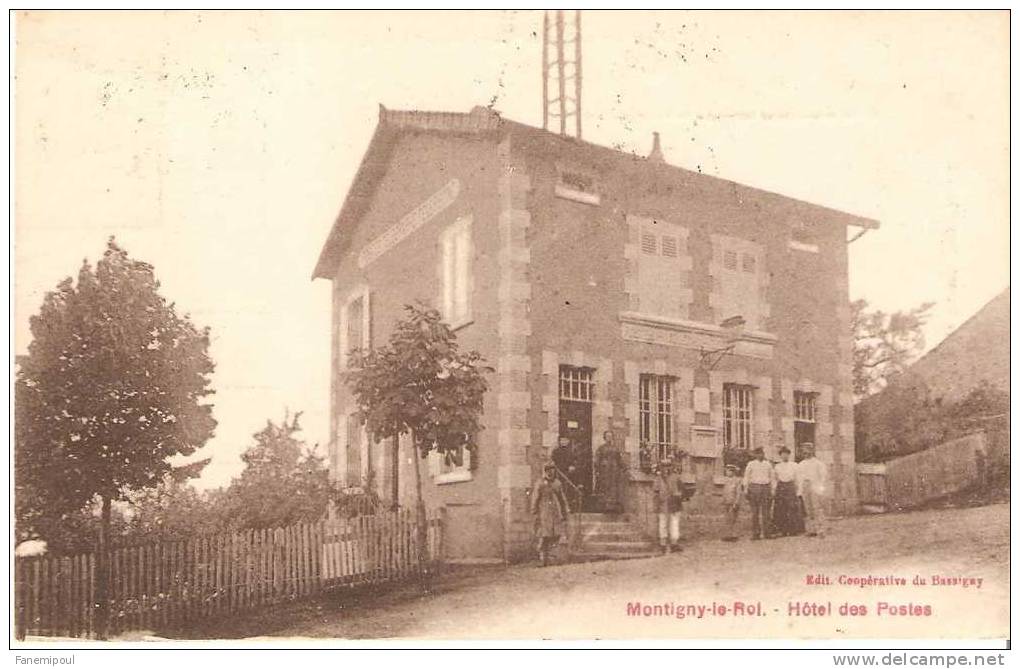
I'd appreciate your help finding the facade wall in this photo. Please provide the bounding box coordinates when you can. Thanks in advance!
[328,131,508,559]
[326,124,862,561]
[512,132,858,531]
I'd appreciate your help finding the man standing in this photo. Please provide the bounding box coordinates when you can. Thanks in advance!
[742,447,775,540]
[796,442,828,537]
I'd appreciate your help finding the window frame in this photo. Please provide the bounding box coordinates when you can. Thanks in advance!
[722,383,755,450]
[794,391,818,423]
[338,285,371,370]
[639,373,678,463]
[430,441,474,484]
[559,365,595,403]
[439,215,474,330]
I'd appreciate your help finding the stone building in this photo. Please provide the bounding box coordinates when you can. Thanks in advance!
[312,105,877,561]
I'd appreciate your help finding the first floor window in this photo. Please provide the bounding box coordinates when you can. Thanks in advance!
[723,383,755,449]
[338,287,371,369]
[440,216,472,328]
[639,374,677,463]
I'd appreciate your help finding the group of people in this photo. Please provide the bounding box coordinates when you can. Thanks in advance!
[531,431,627,566]
[550,431,627,513]
[529,436,830,565]
[722,442,829,541]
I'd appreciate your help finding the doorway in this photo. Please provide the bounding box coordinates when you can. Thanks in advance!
[559,399,593,504]
[794,421,816,462]
[558,364,596,511]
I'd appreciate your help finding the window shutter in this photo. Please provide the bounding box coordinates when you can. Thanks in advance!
[661,235,678,258]
[362,290,372,350]
[742,253,756,273]
[724,250,738,270]
[641,233,658,256]
[441,233,454,320]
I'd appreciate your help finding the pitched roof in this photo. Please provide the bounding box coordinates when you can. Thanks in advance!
[858,287,1011,407]
[312,105,879,280]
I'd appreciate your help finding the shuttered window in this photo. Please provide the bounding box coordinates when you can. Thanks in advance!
[637,219,689,319]
[713,235,765,330]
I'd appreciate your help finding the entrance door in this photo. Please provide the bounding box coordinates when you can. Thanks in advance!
[559,399,594,509]
[794,421,816,462]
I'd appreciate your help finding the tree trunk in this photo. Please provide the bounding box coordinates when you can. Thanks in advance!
[410,434,431,594]
[95,495,112,640]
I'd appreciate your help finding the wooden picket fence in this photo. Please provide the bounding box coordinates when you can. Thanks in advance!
[14,508,443,639]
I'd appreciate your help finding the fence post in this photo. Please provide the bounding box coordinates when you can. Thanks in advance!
[95,517,109,639]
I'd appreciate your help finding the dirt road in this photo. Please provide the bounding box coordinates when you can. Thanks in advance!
[196,503,1009,640]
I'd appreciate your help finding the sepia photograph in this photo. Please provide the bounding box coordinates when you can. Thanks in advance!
[10,8,1010,652]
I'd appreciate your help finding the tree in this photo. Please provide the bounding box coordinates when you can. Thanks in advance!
[854,378,947,462]
[852,299,934,399]
[345,304,491,587]
[216,411,333,530]
[122,476,222,544]
[15,238,216,635]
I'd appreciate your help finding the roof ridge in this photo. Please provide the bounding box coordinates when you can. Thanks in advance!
[379,104,504,133]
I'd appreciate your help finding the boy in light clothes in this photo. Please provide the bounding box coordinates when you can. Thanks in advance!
[721,464,743,541]
[795,442,828,537]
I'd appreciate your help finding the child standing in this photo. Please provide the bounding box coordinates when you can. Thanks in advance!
[721,464,743,541]
[652,458,683,554]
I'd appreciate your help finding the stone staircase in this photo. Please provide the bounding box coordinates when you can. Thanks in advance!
[570,513,661,561]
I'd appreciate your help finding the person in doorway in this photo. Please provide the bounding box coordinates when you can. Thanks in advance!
[552,436,574,479]
[593,430,626,513]
[742,447,775,540]
[721,464,743,541]
[771,447,803,537]
[796,442,828,538]
[531,462,570,566]
[652,458,683,554]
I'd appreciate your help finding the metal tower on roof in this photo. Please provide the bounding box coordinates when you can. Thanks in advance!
[542,10,582,138]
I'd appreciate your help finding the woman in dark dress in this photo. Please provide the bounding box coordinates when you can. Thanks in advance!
[593,430,626,513]
[771,447,803,537]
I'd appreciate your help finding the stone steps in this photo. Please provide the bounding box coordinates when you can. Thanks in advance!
[570,513,661,561]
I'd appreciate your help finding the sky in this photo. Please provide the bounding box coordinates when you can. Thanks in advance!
[14,10,1009,489]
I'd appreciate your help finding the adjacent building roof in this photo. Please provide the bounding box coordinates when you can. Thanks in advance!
[893,287,1010,403]
[313,105,880,280]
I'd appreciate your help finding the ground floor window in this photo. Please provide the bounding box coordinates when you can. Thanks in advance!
[430,436,475,484]
[723,383,755,450]
[639,374,677,469]
[346,414,363,486]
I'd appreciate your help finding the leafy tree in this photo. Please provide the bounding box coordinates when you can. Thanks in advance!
[216,411,333,531]
[852,299,934,399]
[122,476,222,544]
[854,378,947,462]
[345,304,491,586]
[15,239,216,636]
